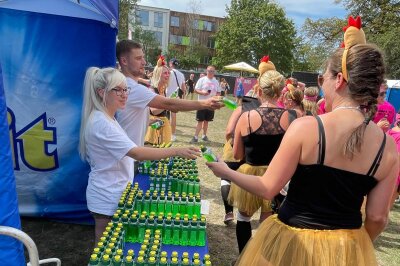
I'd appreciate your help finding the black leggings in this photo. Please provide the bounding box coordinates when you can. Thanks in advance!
[221,162,243,214]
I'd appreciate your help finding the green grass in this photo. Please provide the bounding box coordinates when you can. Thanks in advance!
[174,100,400,266]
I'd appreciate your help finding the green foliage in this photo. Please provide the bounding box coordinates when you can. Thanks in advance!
[165,44,208,70]
[131,26,161,65]
[118,0,138,41]
[213,0,296,75]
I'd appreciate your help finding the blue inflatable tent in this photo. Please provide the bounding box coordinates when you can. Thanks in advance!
[0,0,118,263]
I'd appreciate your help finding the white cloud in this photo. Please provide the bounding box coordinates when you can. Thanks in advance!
[139,0,347,28]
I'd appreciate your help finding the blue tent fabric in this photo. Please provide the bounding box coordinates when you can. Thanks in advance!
[0,63,25,265]
[0,2,118,224]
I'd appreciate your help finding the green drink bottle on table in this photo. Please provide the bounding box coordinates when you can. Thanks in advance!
[180,217,190,245]
[88,254,99,266]
[100,254,111,266]
[159,257,168,266]
[111,255,122,266]
[164,216,173,244]
[150,120,164,129]
[200,145,218,162]
[197,216,207,246]
[134,256,145,266]
[189,216,198,246]
[172,217,181,245]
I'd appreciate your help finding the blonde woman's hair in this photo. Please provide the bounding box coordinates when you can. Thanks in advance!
[78,67,126,160]
[302,86,319,115]
[258,70,285,99]
[150,65,170,95]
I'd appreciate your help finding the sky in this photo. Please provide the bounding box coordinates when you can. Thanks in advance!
[139,0,348,29]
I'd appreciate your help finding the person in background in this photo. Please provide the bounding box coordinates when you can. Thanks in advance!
[167,58,186,142]
[207,17,398,265]
[302,86,319,116]
[185,73,195,100]
[228,62,293,254]
[145,56,172,145]
[386,111,400,205]
[115,40,222,152]
[220,78,230,97]
[235,76,244,105]
[373,83,395,132]
[190,65,221,143]
[283,84,304,117]
[78,67,199,244]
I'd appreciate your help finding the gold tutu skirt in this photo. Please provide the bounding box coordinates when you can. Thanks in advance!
[222,138,241,162]
[236,215,377,266]
[145,116,172,145]
[228,163,271,215]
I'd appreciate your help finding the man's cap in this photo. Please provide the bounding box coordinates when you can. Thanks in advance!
[170,58,179,66]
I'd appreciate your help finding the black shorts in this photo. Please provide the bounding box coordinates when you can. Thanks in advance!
[196,109,214,121]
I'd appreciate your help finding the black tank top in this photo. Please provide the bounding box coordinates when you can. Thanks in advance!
[278,116,385,229]
[242,107,286,166]
[149,87,167,117]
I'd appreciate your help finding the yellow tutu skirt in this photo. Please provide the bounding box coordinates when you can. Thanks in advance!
[222,138,241,162]
[236,215,377,266]
[228,163,271,215]
[145,116,172,145]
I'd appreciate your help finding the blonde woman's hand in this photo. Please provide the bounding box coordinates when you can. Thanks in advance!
[176,147,201,159]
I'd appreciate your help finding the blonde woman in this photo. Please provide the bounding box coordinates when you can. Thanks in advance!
[283,84,304,117]
[145,56,172,145]
[302,86,319,116]
[79,67,199,244]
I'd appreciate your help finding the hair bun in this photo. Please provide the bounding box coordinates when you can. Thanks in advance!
[258,55,276,76]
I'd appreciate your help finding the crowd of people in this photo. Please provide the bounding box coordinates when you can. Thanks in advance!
[78,16,399,265]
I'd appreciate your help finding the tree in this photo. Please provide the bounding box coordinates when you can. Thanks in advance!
[213,0,296,75]
[118,0,138,41]
[131,25,161,66]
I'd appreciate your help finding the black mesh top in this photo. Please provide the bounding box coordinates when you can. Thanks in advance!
[278,116,384,229]
[242,107,286,166]
[149,87,167,117]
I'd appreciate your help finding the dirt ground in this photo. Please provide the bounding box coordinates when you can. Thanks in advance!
[21,106,400,266]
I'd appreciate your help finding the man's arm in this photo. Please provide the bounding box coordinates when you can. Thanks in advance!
[148,95,222,112]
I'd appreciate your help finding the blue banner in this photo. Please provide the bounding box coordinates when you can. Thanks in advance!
[0,7,117,223]
[0,62,25,266]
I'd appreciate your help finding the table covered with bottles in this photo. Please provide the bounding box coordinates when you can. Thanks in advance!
[88,156,212,266]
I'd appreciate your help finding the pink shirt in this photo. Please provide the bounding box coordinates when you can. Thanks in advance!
[387,128,400,186]
[373,101,395,125]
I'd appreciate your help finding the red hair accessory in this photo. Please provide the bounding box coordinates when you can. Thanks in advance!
[260,56,270,63]
[258,55,275,76]
[157,55,166,67]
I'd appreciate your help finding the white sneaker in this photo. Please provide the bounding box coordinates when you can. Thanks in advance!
[171,135,177,142]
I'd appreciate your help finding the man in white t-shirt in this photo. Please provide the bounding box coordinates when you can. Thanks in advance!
[115,40,222,156]
[166,58,186,141]
[190,65,221,143]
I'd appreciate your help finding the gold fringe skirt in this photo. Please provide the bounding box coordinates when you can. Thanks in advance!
[222,138,241,163]
[236,215,377,266]
[145,116,172,145]
[228,163,271,215]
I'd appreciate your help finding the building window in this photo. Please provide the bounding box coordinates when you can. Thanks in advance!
[201,56,211,64]
[169,34,190,46]
[207,38,215,49]
[136,10,149,26]
[149,31,163,46]
[154,12,163,28]
[171,16,180,27]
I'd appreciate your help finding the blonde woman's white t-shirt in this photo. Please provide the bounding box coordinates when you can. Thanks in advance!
[85,111,136,216]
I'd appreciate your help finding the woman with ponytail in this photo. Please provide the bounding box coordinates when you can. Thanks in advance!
[302,86,319,116]
[207,16,398,265]
[79,67,199,244]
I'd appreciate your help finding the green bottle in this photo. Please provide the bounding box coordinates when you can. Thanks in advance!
[187,196,194,218]
[171,172,177,192]
[194,195,201,217]
[96,242,105,254]
[181,176,188,194]
[148,256,157,266]
[176,175,183,194]
[205,260,212,266]
[150,194,158,213]
[88,254,99,266]
[222,97,238,110]
[134,256,145,266]
[187,177,194,195]
[192,253,200,263]
[189,217,198,246]
[111,255,122,266]
[179,194,187,215]
[159,257,168,266]
[172,217,181,245]
[137,214,147,242]
[124,255,134,266]
[163,216,173,244]
[100,254,111,266]
[193,178,200,195]
[172,193,180,216]
[197,217,206,246]
[193,259,201,266]
[147,215,156,235]
[103,248,112,258]
[170,257,179,265]
[180,218,190,245]
[156,215,164,233]
[143,193,151,214]
[203,254,211,264]
[134,193,143,214]
[121,214,129,239]
[158,194,166,214]
[200,145,218,162]
[170,90,178,98]
[150,120,164,129]
[128,214,138,243]
[181,257,190,266]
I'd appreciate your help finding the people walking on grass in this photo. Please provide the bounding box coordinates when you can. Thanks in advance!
[235,76,244,105]
[190,65,221,143]
[220,78,230,97]
[373,83,395,132]
[207,16,398,265]
[78,67,200,244]
[186,73,195,100]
